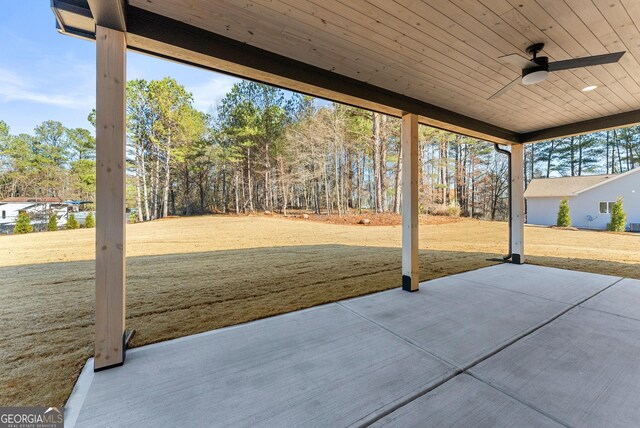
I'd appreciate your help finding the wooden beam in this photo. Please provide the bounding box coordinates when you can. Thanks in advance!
[401,113,419,291]
[122,6,519,145]
[94,25,126,371]
[88,0,126,31]
[511,144,525,264]
[521,110,640,143]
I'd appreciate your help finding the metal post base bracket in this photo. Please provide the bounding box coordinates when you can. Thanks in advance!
[94,329,135,372]
[402,275,419,292]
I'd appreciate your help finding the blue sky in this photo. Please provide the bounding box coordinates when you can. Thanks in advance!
[0,2,245,135]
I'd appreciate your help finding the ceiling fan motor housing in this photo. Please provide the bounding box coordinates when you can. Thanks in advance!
[522,56,549,85]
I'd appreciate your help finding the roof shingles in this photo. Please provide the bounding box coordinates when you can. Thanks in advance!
[524,175,614,198]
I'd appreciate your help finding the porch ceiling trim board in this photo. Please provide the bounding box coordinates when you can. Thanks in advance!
[521,109,640,143]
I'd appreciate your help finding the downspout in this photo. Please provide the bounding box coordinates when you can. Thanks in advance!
[494,144,512,261]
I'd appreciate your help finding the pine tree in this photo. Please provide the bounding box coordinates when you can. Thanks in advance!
[47,214,58,231]
[556,197,571,227]
[66,213,79,230]
[608,197,627,232]
[85,211,95,228]
[14,211,33,234]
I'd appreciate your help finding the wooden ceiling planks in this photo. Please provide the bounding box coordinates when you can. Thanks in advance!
[392,0,600,122]
[289,0,577,126]
[283,0,555,125]
[247,0,505,106]
[346,0,574,125]
[155,0,476,112]
[126,0,640,136]
[177,0,546,126]
[467,0,620,117]
[588,0,640,88]
[143,0,544,127]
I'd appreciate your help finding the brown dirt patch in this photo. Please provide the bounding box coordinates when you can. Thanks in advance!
[243,210,463,226]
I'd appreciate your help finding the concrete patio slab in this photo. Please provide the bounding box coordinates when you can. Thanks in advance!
[453,263,621,304]
[471,307,640,427]
[65,264,638,427]
[341,275,570,367]
[581,278,640,321]
[371,374,562,428]
[72,304,455,428]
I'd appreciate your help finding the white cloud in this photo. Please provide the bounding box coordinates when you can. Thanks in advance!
[126,50,240,114]
[0,65,94,109]
[188,75,239,113]
[0,47,239,115]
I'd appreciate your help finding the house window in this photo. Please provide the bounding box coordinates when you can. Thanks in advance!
[599,201,615,214]
[1,210,4,219]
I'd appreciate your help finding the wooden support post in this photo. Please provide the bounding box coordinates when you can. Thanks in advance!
[401,113,419,291]
[511,143,525,264]
[95,25,127,371]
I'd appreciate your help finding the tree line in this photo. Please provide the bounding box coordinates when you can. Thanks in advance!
[123,79,516,221]
[526,127,639,182]
[1,77,638,223]
[0,119,95,201]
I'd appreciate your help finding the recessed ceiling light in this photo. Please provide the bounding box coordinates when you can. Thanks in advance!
[581,85,598,92]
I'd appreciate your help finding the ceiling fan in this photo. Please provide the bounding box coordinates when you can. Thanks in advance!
[489,43,625,100]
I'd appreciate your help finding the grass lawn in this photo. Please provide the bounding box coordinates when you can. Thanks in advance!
[1,215,638,407]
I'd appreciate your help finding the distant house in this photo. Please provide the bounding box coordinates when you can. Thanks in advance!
[0,197,68,233]
[525,168,640,230]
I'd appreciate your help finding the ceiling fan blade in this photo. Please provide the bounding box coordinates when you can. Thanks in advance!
[488,76,521,100]
[548,51,625,72]
[498,53,536,69]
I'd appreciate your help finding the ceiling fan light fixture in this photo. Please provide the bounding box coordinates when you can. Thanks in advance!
[522,68,548,85]
[489,43,625,100]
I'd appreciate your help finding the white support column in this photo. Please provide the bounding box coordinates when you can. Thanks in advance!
[401,112,419,291]
[511,143,525,264]
[95,25,127,371]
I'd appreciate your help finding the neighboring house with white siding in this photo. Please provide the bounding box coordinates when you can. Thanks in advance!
[524,168,640,231]
[0,197,68,233]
